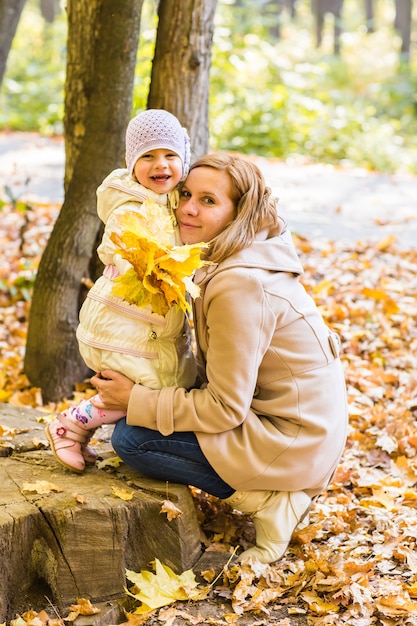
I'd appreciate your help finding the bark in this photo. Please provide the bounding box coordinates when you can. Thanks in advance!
[25,0,143,402]
[365,0,374,33]
[148,0,218,160]
[40,0,60,23]
[394,0,411,59]
[0,0,26,86]
[312,0,344,54]
[0,404,201,622]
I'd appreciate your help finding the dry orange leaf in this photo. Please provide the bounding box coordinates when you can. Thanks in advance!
[160,499,182,521]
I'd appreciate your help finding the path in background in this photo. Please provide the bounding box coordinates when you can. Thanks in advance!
[1,131,416,248]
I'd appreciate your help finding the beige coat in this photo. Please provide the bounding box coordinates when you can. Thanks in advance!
[127,225,348,497]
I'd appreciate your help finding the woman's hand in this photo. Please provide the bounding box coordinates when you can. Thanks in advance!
[90,370,134,411]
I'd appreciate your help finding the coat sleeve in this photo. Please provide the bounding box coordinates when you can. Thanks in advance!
[126,269,275,435]
[97,207,134,274]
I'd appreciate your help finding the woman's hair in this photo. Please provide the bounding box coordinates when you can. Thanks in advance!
[188,153,281,263]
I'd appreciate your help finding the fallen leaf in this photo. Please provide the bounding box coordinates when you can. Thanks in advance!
[126,559,208,613]
[160,499,182,521]
[65,598,101,621]
[111,486,134,500]
[96,455,124,469]
[21,481,64,495]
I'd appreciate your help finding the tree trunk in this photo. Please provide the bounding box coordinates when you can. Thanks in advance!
[394,0,411,59]
[25,0,143,402]
[40,0,60,23]
[0,0,26,86]
[264,0,282,40]
[0,404,202,622]
[364,0,374,33]
[148,0,218,160]
[312,0,344,54]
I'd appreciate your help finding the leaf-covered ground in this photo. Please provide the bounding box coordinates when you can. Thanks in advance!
[1,185,417,625]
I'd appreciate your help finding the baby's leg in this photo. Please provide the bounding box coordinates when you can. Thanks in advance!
[45,396,125,473]
[71,396,126,427]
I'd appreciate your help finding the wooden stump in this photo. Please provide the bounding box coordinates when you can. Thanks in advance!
[0,404,202,622]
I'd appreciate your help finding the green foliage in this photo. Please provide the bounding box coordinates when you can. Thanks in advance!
[130,2,158,115]
[0,2,66,134]
[0,0,416,173]
[0,264,36,303]
[209,0,417,173]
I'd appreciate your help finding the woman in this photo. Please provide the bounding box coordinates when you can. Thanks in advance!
[91,153,348,564]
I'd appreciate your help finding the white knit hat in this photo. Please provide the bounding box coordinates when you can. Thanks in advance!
[125,109,191,178]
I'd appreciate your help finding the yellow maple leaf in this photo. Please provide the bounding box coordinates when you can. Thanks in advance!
[109,210,208,315]
[112,486,134,501]
[116,200,175,246]
[406,582,417,598]
[0,389,12,402]
[96,455,124,470]
[111,269,152,307]
[125,559,208,614]
[301,590,339,614]
[113,612,151,625]
[13,609,51,625]
[369,486,397,510]
[377,234,397,250]
[361,286,399,314]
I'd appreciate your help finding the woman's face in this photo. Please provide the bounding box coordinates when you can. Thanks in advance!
[177,166,236,244]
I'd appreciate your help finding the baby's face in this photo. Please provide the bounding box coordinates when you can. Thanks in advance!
[134,149,182,194]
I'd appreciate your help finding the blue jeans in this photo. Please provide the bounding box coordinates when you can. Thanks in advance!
[111,418,235,499]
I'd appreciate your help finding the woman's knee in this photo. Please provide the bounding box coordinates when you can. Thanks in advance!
[111,420,156,455]
[111,418,134,455]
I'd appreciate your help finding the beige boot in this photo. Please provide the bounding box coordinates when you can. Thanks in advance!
[224,490,312,564]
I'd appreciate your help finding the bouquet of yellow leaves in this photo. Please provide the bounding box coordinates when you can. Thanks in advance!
[110,208,208,316]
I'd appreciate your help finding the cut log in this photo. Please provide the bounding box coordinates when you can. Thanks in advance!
[0,404,202,622]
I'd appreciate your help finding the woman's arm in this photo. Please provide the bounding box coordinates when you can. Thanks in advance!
[126,270,271,435]
[91,270,271,434]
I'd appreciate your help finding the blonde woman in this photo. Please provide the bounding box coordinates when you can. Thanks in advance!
[91,153,348,564]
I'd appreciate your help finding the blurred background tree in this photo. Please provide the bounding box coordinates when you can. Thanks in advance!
[0,0,26,85]
[0,0,416,174]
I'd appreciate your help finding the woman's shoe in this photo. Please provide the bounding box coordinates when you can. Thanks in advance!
[223,489,312,564]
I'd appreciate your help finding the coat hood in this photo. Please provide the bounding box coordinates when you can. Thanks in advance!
[194,216,304,286]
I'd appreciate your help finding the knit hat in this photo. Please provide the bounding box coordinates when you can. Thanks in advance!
[125,109,191,178]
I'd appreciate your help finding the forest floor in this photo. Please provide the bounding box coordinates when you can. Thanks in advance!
[1,132,417,625]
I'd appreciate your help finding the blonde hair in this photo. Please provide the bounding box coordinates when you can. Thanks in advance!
[188,153,281,263]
